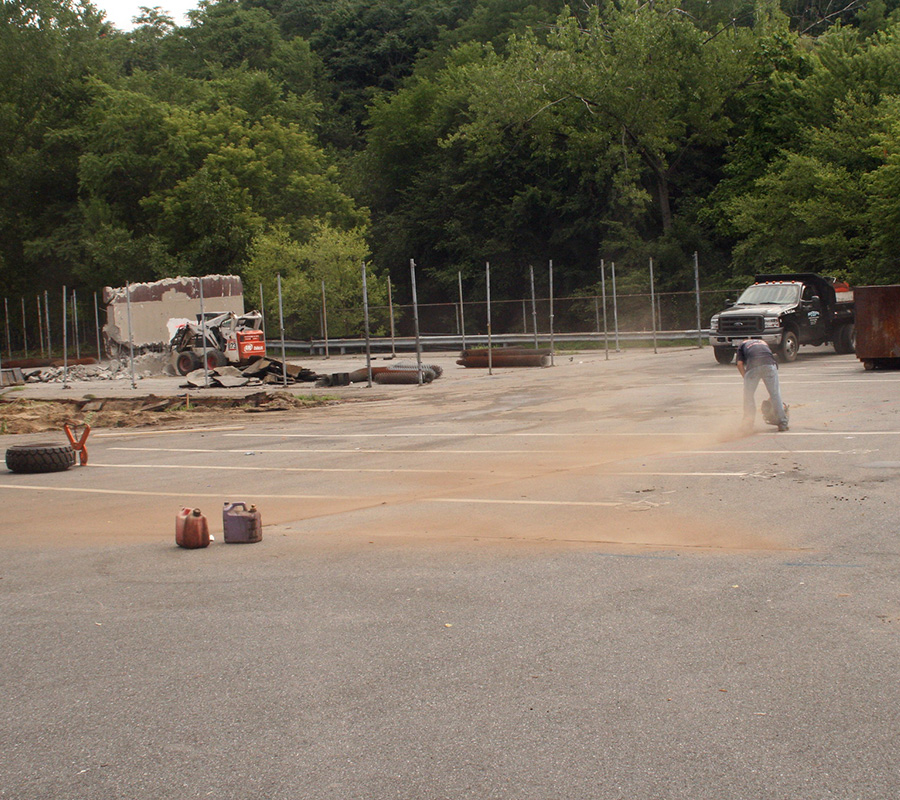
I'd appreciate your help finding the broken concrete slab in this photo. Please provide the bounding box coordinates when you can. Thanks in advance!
[214,366,244,378]
[1,368,25,387]
[214,375,251,388]
[240,358,271,376]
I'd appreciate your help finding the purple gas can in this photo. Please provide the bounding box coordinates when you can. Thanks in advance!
[223,501,262,543]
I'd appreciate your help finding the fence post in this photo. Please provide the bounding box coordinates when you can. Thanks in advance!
[549,260,555,366]
[277,273,287,387]
[321,279,329,359]
[4,298,11,359]
[694,250,702,348]
[37,295,44,358]
[72,289,80,360]
[93,292,101,361]
[530,265,538,350]
[601,259,609,360]
[486,262,492,375]
[458,271,466,352]
[21,297,28,359]
[611,262,620,353]
[388,277,397,358]
[125,282,136,389]
[62,286,69,389]
[410,259,423,384]
[362,261,374,385]
[199,276,209,387]
[649,258,657,354]
[259,282,266,338]
[44,290,51,358]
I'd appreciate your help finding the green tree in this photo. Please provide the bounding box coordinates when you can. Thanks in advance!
[244,222,379,338]
[0,0,110,295]
[362,2,758,297]
[76,81,365,286]
[866,97,900,282]
[721,22,900,282]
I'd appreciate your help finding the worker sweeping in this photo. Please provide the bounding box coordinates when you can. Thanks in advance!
[736,338,789,432]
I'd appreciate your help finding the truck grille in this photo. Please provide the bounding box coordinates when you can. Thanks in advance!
[719,315,763,334]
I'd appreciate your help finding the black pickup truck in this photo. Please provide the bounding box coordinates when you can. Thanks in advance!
[709,273,855,364]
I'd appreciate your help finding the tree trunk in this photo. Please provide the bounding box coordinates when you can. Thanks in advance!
[656,172,673,232]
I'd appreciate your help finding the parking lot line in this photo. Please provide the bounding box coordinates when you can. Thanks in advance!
[604,471,750,476]
[222,432,704,438]
[110,446,560,454]
[220,430,900,438]
[426,498,622,507]
[680,450,841,454]
[90,462,481,475]
[0,484,364,500]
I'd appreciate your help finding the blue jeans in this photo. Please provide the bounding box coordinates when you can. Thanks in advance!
[743,364,787,426]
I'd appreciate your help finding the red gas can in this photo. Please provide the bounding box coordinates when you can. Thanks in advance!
[176,507,210,549]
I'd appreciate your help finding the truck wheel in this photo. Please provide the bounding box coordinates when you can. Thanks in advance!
[203,350,225,370]
[6,443,76,474]
[779,330,799,363]
[713,347,734,365]
[174,352,200,376]
[834,324,856,354]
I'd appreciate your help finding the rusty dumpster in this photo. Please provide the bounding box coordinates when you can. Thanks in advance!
[855,285,900,370]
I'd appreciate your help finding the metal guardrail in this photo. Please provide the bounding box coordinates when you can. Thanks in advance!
[277,330,711,356]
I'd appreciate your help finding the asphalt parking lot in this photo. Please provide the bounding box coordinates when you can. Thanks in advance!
[2,346,899,799]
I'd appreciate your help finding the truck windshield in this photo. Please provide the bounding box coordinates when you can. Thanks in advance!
[736,283,800,305]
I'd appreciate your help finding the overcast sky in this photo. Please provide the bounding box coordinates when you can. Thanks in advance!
[98,0,197,30]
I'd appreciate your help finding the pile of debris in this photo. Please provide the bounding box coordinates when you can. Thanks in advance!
[22,358,155,383]
[316,361,445,386]
[181,357,319,388]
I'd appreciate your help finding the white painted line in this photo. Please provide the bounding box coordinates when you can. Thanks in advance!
[110,446,555,454]
[672,379,900,387]
[91,462,478,475]
[0,484,364,500]
[785,379,900,384]
[94,426,246,438]
[223,432,702,439]
[780,431,900,436]
[426,498,622,508]
[605,471,749,477]
[106,446,846,460]
[680,450,841,454]
[222,430,900,439]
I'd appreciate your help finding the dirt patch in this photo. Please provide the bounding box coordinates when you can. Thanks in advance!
[0,391,342,435]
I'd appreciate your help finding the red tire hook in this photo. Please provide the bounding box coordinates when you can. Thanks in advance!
[64,423,91,466]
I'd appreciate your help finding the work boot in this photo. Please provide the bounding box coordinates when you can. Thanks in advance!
[777,423,789,432]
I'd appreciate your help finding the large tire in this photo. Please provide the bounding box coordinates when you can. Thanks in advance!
[779,329,799,363]
[174,351,200,376]
[834,323,856,355]
[6,443,76,474]
[203,350,226,370]
[713,347,734,365]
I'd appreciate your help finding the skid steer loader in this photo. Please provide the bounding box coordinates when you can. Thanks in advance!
[169,311,266,375]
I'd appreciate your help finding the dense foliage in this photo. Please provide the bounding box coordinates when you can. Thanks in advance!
[2,0,899,321]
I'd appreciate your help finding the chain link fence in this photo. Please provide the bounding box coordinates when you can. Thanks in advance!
[1,284,737,363]
[281,289,735,346]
